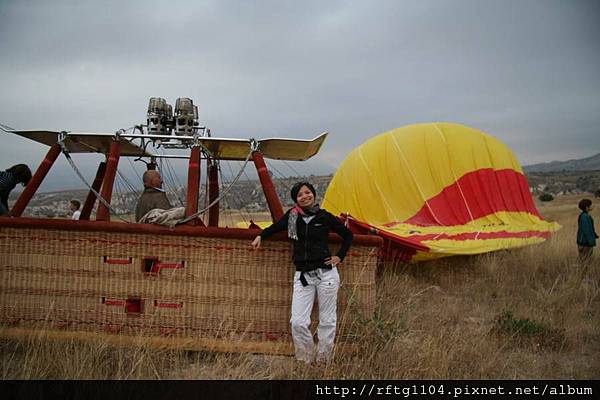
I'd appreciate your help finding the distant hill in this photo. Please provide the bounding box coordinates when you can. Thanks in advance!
[523,153,600,173]
[9,175,334,218]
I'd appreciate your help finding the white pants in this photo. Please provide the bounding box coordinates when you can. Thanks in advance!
[290,267,340,363]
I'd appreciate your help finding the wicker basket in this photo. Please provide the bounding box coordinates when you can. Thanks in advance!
[0,218,381,354]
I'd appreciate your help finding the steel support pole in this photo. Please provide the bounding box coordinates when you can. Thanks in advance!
[95,141,121,221]
[79,161,107,220]
[10,143,62,217]
[252,151,283,222]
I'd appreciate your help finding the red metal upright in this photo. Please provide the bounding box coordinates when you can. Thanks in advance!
[207,158,219,227]
[185,146,201,224]
[252,151,284,222]
[79,161,107,220]
[10,143,62,217]
[95,141,121,221]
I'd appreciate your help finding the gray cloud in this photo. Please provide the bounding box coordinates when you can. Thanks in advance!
[1,0,599,191]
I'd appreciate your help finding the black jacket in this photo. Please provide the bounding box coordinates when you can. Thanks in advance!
[260,208,353,271]
[0,171,17,210]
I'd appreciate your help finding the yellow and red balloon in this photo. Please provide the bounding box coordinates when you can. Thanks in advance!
[322,123,560,262]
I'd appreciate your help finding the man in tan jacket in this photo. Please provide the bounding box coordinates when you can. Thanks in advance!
[135,170,172,222]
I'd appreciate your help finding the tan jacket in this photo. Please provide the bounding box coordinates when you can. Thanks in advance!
[135,187,172,222]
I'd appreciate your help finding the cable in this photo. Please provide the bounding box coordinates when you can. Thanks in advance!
[234,160,261,225]
[222,161,242,224]
[282,160,303,179]
[127,157,142,183]
[116,169,140,197]
[164,152,184,194]
[158,149,185,207]
[176,149,254,225]
[59,141,131,223]
[265,160,293,192]
[216,167,236,227]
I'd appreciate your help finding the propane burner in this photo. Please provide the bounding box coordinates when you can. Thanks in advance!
[146,97,200,137]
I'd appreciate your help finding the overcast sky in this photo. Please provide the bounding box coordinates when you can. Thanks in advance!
[1,0,599,192]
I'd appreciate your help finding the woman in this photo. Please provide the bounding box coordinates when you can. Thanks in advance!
[577,198,598,263]
[251,181,353,364]
[0,164,32,216]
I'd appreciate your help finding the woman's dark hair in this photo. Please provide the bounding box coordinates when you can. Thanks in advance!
[7,164,32,185]
[290,181,316,202]
[70,199,81,210]
[578,198,592,211]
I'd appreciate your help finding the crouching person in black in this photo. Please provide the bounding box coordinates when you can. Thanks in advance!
[251,181,353,364]
[0,164,32,216]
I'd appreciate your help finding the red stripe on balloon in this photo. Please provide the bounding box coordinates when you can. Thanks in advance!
[407,229,551,243]
[404,168,539,226]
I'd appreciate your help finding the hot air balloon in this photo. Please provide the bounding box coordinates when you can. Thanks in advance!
[323,122,560,262]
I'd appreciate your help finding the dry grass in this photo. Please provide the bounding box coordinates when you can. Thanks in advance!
[1,194,599,379]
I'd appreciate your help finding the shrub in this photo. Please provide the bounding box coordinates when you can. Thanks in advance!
[538,193,554,202]
[493,310,565,350]
[494,310,548,337]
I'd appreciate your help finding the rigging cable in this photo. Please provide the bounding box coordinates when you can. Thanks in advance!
[127,157,142,183]
[217,163,242,227]
[232,160,258,225]
[265,160,293,192]
[157,152,184,207]
[176,149,254,225]
[159,148,185,207]
[282,159,303,180]
[227,161,252,225]
[58,139,131,223]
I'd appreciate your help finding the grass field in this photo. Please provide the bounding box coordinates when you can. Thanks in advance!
[1,195,598,379]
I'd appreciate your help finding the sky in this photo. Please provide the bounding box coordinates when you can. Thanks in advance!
[1,0,599,192]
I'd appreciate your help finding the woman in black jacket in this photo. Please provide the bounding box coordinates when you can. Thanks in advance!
[251,181,353,364]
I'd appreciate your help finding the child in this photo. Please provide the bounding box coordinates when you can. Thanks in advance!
[577,199,598,262]
[69,199,81,220]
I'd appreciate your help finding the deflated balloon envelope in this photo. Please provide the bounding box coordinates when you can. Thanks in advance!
[322,122,560,262]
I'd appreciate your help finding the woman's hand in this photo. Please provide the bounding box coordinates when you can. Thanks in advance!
[251,235,262,249]
[324,256,341,267]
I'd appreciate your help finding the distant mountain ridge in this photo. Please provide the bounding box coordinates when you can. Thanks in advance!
[523,153,600,173]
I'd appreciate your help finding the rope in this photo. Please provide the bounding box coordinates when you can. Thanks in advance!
[116,169,140,196]
[176,149,254,225]
[282,159,303,179]
[59,141,131,223]
[217,166,240,226]
[158,155,184,207]
[126,157,142,183]
[159,149,185,207]
[265,160,293,192]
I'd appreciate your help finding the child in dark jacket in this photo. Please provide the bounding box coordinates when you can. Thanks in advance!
[577,199,598,263]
